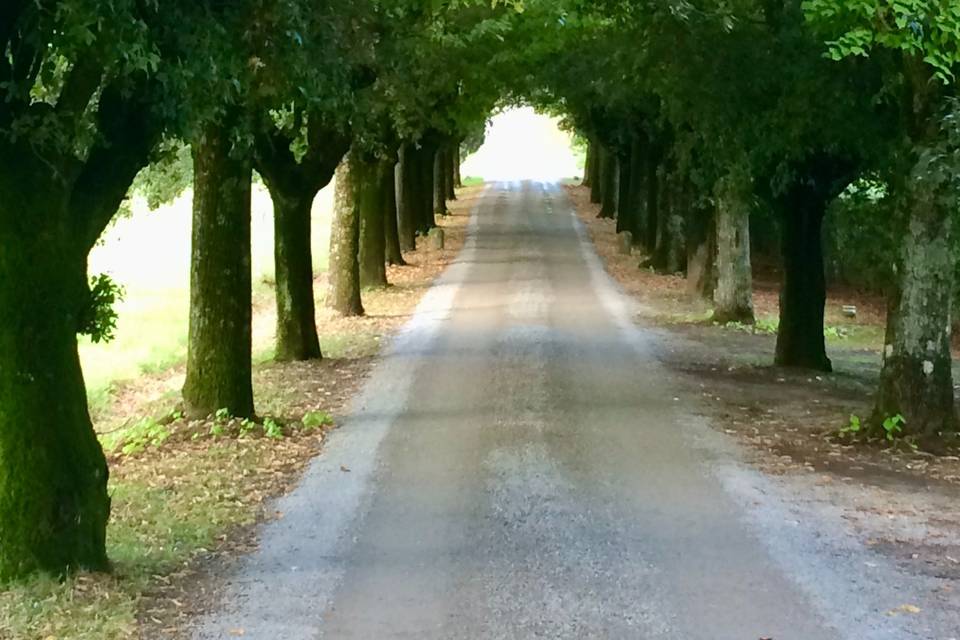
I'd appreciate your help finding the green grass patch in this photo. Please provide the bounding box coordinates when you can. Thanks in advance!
[460,176,485,187]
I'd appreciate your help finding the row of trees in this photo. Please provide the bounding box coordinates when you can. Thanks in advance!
[0,0,508,581]
[510,0,960,442]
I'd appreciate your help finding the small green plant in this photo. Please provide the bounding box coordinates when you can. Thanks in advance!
[263,417,284,440]
[840,413,862,436]
[239,418,257,437]
[214,408,231,423]
[882,414,905,441]
[118,417,171,456]
[302,410,334,430]
[209,422,226,437]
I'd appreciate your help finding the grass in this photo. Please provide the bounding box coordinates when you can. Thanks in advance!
[460,175,485,187]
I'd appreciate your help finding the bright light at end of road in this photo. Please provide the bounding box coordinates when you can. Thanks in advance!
[461,107,581,182]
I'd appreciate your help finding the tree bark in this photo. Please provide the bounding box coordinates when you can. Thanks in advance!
[0,202,110,580]
[713,166,755,324]
[686,208,717,299]
[271,190,321,361]
[358,157,388,289]
[453,144,463,188]
[641,142,660,255]
[653,170,686,274]
[598,147,617,219]
[873,156,957,437]
[384,158,406,266]
[582,140,594,187]
[327,157,364,316]
[589,139,603,204]
[183,122,255,419]
[445,144,457,201]
[615,149,635,235]
[774,183,832,371]
[434,147,448,216]
[397,144,417,252]
[416,142,437,234]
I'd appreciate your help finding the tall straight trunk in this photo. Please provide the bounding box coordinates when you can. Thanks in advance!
[358,157,388,289]
[416,143,437,234]
[873,161,957,437]
[582,140,594,187]
[641,143,660,255]
[713,166,755,324]
[270,190,322,361]
[183,123,255,419]
[385,159,406,266]
[687,208,717,299]
[774,187,832,371]
[589,140,603,204]
[327,157,364,316]
[434,148,448,215]
[453,144,463,187]
[0,208,110,580]
[598,148,617,219]
[654,170,686,274]
[615,150,635,235]
[445,145,457,201]
[397,144,417,252]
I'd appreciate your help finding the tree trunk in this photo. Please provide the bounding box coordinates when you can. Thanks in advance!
[641,142,660,255]
[327,157,365,316]
[653,170,686,274]
[384,159,406,266]
[713,167,755,324]
[774,187,831,371]
[0,218,110,580]
[687,208,717,299]
[445,145,457,201]
[358,157,388,289]
[434,148,448,216]
[453,144,463,188]
[271,189,322,361]
[582,140,594,187]
[183,123,255,419]
[397,144,417,252]
[589,140,603,204]
[416,143,437,234]
[615,150,635,235]
[598,148,617,219]
[873,157,957,438]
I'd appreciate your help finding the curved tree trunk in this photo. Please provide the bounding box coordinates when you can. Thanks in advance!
[271,190,322,361]
[713,166,755,324]
[358,158,388,289]
[327,157,364,316]
[384,159,406,266]
[0,219,110,580]
[774,187,831,371]
[598,148,617,219]
[183,122,255,419]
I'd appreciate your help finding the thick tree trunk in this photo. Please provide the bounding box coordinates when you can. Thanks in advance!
[598,148,617,219]
[434,148,448,216]
[0,219,110,580]
[713,167,755,324]
[327,157,365,316]
[271,190,322,361]
[615,150,635,235]
[873,158,957,437]
[397,144,417,252]
[416,143,437,234]
[183,123,255,419]
[589,140,603,204]
[687,208,717,299]
[653,171,686,274]
[358,158,388,289]
[384,159,406,266]
[774,189,831,371]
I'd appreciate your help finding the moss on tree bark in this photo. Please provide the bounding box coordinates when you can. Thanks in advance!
[327,156,365,316]
[713,165,755,324]
[358,157,388,289]
[183,122,256,419]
